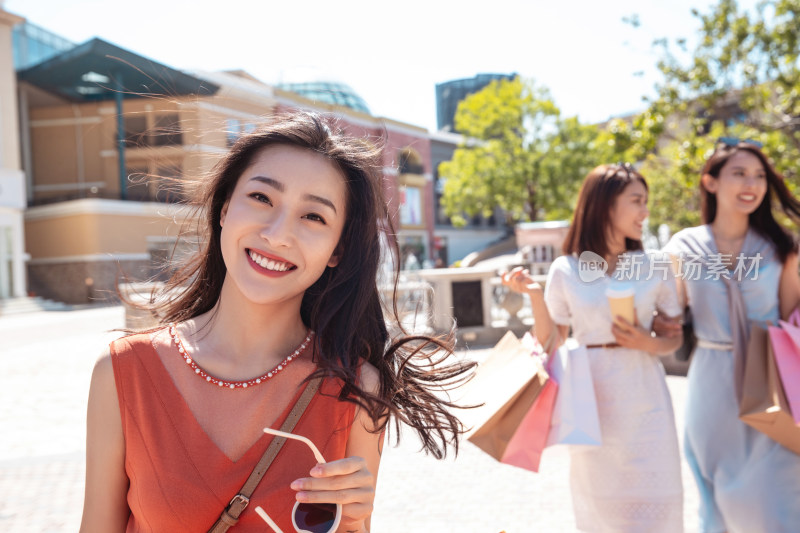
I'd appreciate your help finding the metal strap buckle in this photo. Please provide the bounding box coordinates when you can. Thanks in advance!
[228,493,250,513]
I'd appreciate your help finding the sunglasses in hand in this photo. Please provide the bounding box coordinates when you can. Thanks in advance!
[255,428,342,533]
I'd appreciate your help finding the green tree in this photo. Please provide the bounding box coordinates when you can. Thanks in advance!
[631,0,800,231]
[439,77,618,226]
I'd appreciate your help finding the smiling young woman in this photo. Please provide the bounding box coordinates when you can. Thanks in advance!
[79,112,474,533]
[218,144,348,310]
[662,141,800,532]
[502,163,685,533]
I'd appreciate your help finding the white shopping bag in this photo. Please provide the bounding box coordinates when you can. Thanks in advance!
[545,340,602,447]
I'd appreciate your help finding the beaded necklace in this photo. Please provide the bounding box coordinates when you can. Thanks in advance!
[168,323,314,389]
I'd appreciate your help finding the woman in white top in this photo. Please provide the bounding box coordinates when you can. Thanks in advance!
[503,163,684,532]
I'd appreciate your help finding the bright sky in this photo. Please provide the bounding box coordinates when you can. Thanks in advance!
[5,0,758,132]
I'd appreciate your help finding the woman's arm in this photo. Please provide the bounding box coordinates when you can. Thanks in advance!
[614,253,685,355]
[779,252,800,320]
[651,254,687,339]
[501,267,569,350]
[79,349,130,533]
[612,316,683,355]
[290,363,383,533]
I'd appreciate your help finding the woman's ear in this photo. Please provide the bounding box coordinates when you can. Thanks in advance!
[327,243,343,268]
[701,173,717,193]
[220,201,229,227]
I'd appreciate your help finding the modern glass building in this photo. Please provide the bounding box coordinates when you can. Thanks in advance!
[276,80,371,115]
[12,21,74,70]
[435,73,516,132]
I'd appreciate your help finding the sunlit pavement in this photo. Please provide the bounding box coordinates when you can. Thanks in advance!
[0,306,699,532]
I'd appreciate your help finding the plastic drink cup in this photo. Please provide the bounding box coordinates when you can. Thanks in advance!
[605,285,635,325]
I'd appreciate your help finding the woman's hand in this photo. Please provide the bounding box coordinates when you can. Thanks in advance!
[613,315,684,355]
[501,267,542,296]
[611,315,656,352]
[291,456,375,532]
[651,312,683,338]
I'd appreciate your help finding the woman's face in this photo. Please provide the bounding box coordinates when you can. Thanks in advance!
[608,180,649,244]
[704,150,768,217]
[219,144,348,307]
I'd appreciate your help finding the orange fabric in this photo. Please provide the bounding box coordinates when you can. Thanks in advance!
[110,333,355,532]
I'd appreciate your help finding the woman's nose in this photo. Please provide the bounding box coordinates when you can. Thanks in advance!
[744,175,760,188]
[259,212,293,247]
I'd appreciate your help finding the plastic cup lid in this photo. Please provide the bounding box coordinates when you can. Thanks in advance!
[605,285,634,298]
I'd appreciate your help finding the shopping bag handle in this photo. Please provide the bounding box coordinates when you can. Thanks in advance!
[534,327,561,374]
[542,327,561,355]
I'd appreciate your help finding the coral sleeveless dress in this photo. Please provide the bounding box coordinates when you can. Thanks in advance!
[110,332,356,532]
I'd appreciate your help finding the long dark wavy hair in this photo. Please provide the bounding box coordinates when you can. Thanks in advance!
[700,142,800,263]
[146,111,473,458]
[563,163,647,257]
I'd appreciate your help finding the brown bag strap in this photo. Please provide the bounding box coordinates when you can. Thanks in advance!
[207,377,322,533]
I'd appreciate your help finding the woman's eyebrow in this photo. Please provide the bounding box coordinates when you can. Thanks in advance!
[305,194,337,213]
[249,176,337,213]
[248,175,284,191]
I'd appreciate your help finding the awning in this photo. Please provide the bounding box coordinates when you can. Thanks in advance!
[17,37,219,101]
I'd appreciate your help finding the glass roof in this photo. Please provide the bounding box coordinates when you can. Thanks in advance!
[277,80,371,115]
[17,38,219,102]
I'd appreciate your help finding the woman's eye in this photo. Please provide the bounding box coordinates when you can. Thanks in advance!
[303,213,326,224]
[249,192,272,205]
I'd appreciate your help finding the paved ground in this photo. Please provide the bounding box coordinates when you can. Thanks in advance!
[0,306,699,532]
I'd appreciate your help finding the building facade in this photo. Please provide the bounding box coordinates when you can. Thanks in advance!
[435,73,516,132]
[0,7,27,301]
[11,26,443,303]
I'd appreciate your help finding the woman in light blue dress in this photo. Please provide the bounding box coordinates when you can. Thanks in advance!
[663,140,800,532]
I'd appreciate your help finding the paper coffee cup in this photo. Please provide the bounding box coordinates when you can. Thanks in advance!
[605,285,635,324]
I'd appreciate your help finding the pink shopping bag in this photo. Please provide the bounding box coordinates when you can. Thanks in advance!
[774,308,800,425]
[500,373,558,472]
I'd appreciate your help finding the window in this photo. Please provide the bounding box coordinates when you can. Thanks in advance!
[400,186,423,227]
[125,166,150,201]
[398,147,424,175]
[123,116,148,148]
[226,119,241,147]
[151,114,183,146]
[125,161,183,202]
[153,163,183,203]
[120,113,183,148]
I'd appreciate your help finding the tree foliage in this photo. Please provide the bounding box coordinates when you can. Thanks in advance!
[441,1,800,232]
[634,0,800,231]
[439,77,622,226]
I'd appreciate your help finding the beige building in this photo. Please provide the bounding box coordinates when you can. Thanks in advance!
[0,6,27,302]
[13,30,442,304]
[17,38,252,303]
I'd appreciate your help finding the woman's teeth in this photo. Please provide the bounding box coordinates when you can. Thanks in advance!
[249,250,293,271]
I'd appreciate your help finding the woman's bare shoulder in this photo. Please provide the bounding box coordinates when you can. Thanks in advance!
[359,359,380,395]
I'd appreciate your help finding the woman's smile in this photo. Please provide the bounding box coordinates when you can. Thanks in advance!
[247,248,297,275]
